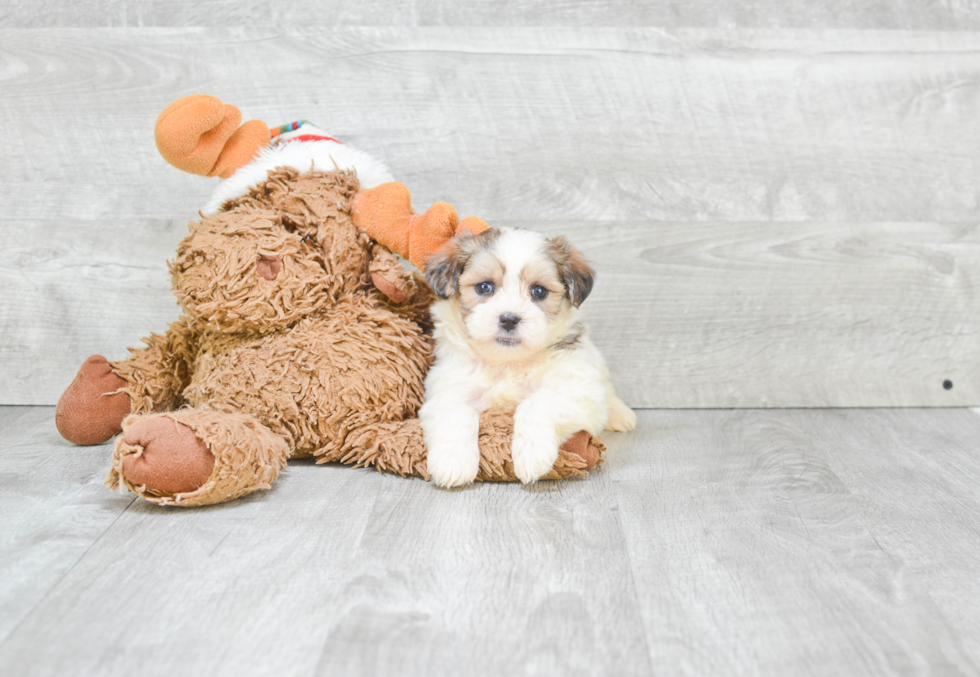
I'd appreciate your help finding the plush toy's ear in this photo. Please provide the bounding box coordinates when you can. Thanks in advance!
[549,236,595,307]
[155,94,270,178]
[425,238,467,299]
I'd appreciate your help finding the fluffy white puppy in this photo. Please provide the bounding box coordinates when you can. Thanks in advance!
[419,227,636,488]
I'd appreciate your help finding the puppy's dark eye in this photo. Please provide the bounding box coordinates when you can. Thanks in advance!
[530,285,549,301]
[475,281,495,296]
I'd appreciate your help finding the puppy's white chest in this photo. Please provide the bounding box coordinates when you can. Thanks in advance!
[475,366,537,410]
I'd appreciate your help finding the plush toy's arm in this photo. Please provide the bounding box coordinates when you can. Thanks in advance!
[368,245,438,332]
[351,182,489,271]
[368,245,413,304]
[110,316,200,415]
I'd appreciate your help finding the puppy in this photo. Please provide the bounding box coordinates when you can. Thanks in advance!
[419,227,636,488]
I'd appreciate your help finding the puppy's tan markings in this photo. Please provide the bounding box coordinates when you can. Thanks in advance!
[550,322,586,350]
[519,258,567,321]
[547,236,595,308]
[425,229,501,300]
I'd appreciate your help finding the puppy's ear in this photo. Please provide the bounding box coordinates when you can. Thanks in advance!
[549,236,595,307]
[425,239,465,299]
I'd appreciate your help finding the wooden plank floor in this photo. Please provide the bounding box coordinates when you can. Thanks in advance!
[2,405,979,676]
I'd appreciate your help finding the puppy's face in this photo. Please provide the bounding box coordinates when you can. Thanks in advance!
[426,228,594,362]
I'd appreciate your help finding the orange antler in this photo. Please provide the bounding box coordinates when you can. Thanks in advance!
[350,182,488,271]
[155,95,270,179]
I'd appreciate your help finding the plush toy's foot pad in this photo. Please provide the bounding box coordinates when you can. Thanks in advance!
[458,216,490,236]
[560,430,601,469]
[55,355,131,446]
[107,409,290,507]
[119,417,215,495]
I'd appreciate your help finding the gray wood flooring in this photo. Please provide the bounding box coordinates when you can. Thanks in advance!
[2,405,979,676]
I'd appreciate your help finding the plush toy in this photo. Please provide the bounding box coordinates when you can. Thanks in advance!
[54,95,604,506]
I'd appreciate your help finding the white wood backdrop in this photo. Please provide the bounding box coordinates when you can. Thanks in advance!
[2,21,980,406]
[4,1,980,29]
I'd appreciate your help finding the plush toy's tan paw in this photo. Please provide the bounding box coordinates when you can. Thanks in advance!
[370,272,408,303]
[55,355,132,445]
[108,409,288,507]
[560,430,601,469]
[369,245,411,303]
[119,417,215,495]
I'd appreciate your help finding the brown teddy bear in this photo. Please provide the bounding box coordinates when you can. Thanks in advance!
[54,95,604,506]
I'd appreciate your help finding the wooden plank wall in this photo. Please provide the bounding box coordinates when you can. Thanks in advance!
[5,2,980,29]
[1,6,979,407]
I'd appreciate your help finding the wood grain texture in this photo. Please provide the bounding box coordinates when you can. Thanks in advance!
[2,407,980,675]
[0,407,134,646]
[611,408,980,675]
[3,1,980,29]
[0,28,978,224]
[10,217,980,407]
[534,219,980,408]
[2,27,980,407]
[0,406,651,677]
[1,218,185,406]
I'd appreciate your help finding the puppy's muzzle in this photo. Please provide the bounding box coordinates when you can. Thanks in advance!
[498,313,522,332]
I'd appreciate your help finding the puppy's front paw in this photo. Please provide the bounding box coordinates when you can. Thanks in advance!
[606,396,637,432]
[512,425,560,485]
[426,439,480,489]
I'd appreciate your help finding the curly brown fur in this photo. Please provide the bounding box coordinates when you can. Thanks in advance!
[107,409,289,507]
[110,316,199,414]
[91,168,603,507]
[341,409,604,482]
[182,297,432,458]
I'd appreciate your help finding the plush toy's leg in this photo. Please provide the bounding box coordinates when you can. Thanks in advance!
[106,408,289,507]
[55,355,132,445]
[338,410,604,482]
[350,183,460,271]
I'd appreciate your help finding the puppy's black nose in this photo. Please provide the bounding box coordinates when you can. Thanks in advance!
[499,313,522,332]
